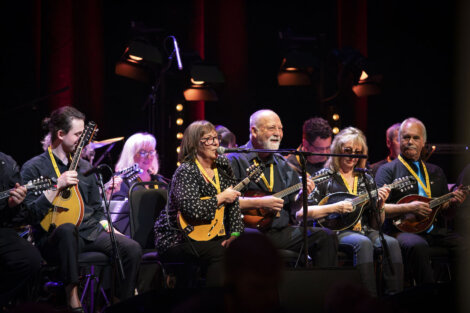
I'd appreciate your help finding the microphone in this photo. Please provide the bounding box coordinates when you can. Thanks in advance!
[353,168,370,174]
[83,164,107,177]
[216,146,248,154]
[171,36,183,70]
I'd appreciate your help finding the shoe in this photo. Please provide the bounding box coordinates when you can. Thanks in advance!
[68,306,85,313]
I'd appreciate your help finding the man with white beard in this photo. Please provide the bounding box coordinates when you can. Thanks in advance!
[227,109,338,267]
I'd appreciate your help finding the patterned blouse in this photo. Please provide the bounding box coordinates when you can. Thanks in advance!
[154,156,244,253]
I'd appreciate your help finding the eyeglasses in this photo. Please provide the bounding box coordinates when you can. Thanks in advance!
[138,150,156,158]
[200,135,221,146]
[342,147,363,155]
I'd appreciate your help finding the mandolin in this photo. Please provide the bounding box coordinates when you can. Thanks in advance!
[178,164,263,241]
[317,176,415,231]
[392,185,470,233]
[0,176,56,201]
[242,169,332,231]
[40,121,98,231]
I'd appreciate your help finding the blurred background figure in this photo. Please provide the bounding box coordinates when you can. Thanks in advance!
[369,123,401,176]
[215,125,237,149]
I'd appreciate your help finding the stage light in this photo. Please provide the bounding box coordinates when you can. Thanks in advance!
[115,41,163,83]
[176,132,183,139]
[176,104,184,111]
[332,114,340,121]
[183,64,225,101]
[332,127,340,134]
[176,118,183,126]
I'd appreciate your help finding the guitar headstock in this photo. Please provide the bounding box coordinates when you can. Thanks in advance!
[392,175,416,192]
[246,164,264,183]
[26,176,57,195]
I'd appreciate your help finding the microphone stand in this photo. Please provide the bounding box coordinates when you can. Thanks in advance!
[359,172,394,275]
[226,147,367,268]
[95,166,126,301]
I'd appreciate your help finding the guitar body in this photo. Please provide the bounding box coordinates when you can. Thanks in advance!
[40,183,85,231]
[242,189,278,231]
[178,206,226,241]
[392,194,436,233]
[316,192,368,231]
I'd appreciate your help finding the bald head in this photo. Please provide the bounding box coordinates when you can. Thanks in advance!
[249,109,283,150]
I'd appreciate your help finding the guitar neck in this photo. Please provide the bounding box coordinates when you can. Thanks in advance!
[272,172,330,199]
[430,193,455,209]
[0,189,11,200]
[429,186,469,209]
[273,183,301,199]
[351,179,405,206]
[234,176,252,192]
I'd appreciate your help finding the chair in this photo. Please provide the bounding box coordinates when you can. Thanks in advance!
[128,181,168,291]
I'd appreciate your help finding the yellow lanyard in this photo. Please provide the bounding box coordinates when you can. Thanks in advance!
[48,146,64,178]
[195,159,221,194]
[339,173,358,195]
[253,159,274,192]
[398,155,431,198]
[295,145,302,166]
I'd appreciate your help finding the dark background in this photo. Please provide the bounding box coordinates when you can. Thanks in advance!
[0,0,467,182]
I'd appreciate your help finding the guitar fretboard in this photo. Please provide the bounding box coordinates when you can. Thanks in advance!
[272,171,330,199]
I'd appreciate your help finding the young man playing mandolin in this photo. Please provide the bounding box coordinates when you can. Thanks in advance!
[227,109,338,267]
[375,117,467,285]
[21,106,142,312]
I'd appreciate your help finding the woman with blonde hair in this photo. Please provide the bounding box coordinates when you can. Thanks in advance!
[297,127,403,297]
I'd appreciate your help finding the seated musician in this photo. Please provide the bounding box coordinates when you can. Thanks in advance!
[369,123,401,176]
[107,132,169,236]
[21,106,142,312]
[286,117,333,176]
[154,120,244,287]
[107,132,169,198]
[299,127,403,296]
[0,152,43,308]
[375,117,467,285]
[227,109,338,267]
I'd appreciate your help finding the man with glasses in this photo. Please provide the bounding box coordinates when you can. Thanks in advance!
[287,117,333,176]
[227,109,338,267]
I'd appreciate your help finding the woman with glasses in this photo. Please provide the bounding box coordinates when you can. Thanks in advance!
[106,133,169,235]
[154,120,244,287]
[297,127,403,297]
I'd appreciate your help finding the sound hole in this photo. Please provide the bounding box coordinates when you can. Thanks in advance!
[61,188,71,199]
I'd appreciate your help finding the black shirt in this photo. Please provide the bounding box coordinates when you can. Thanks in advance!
[227,141,300,229]
[375,155,450,234]
[21,151,105,242]
[286,152,325,176]
[0,152,51,228]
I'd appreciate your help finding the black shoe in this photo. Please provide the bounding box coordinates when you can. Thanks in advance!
[68,306,85,313]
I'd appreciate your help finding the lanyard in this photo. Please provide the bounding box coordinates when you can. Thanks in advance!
[48,146,64,178]
[253,159,274,192]
[398,155,431,198]
[195,159,221,194]
[339,173,358,195]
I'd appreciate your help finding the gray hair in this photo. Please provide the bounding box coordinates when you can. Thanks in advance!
[399,117,427,142]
